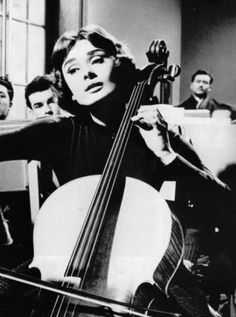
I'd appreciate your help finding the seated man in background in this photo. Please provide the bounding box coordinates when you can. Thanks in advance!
[177,69,235,119]
[0,76,14,247]
[0,75,62,254]
[0,77,31,252]
[25,74,62,204]
[0,76,14,120]
[25,74,62,118]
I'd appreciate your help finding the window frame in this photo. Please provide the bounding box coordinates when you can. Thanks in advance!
[0,0,59,119]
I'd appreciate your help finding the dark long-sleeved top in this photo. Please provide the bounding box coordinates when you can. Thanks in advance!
[0,114,224,187]
[0,115,232,236]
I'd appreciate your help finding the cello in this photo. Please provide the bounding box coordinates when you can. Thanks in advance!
[27,40,183,316]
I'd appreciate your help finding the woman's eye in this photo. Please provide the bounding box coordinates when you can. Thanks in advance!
[67,67,80,74]
[91,56,104,64]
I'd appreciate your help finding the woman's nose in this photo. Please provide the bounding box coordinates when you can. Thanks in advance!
[84,69,96,80]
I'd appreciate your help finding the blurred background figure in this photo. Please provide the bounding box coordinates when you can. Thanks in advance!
[25,74,61,205]
[0,76,14,247]
[25,74,61,119]
[177,69,235,119]
[0,77,30,250]
[0,76,14,120]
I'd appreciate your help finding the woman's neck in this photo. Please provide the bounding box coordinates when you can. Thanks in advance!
[89,88,127,129]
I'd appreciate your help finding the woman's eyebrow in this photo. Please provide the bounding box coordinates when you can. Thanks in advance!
[87,49,105,56]
[63,49,104,68]
[63,58,77,68]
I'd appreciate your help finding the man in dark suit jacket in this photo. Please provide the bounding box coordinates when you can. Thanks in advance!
[178,69,234,118]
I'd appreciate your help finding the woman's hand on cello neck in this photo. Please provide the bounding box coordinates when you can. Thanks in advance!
[131,104,177,164]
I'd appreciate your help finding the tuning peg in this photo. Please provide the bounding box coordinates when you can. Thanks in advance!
[168,64,181,79]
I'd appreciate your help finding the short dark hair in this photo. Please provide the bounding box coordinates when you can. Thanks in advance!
[51,24,136,113]
[0,76,14,101]
[25,74,58,109]
[191,69,213,84]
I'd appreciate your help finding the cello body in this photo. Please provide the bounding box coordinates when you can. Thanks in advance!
[31,175,183,305]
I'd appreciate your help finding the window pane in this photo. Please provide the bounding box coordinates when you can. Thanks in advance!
[0,0,3,12]
[11,0,27,20]
[9,21,26,83]
[0,16,2,75]
[28,25,45,81]
[9,85,27,119]
[29,0,45,25]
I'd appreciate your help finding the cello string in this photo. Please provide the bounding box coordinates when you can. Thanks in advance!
[53,80,147,316]
[60,82,146,316]
[63,80,146,277]
[70,80,147,273]
[51,77,149,316]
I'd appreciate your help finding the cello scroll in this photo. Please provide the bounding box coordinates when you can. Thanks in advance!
[144,39,181,104]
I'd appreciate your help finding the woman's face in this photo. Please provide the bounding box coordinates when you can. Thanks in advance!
[62,39,116,106]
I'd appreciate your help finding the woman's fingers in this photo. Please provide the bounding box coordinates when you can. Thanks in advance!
[131,107,168,131]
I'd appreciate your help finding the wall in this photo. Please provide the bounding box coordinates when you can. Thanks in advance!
[59,0,82,34]
[59,0,182,104]
[181,0,236,107]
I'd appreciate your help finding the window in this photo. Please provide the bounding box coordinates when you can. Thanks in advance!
[0,0,46,119]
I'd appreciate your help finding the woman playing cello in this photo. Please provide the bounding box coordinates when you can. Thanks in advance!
[0,25,234,316]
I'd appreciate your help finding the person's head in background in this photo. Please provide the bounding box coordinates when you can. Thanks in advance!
[0,76,14,120]
[25,74,61,118]
[190,69,213,99]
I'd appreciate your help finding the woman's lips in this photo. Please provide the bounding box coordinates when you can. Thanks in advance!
[85,82,103,92]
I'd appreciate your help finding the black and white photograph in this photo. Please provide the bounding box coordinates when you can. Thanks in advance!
[0,1,236,316]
